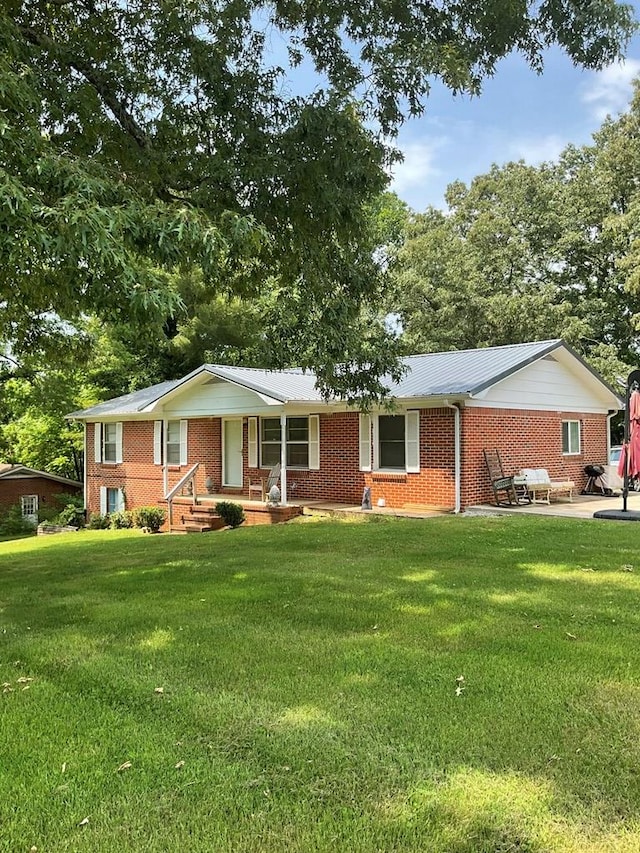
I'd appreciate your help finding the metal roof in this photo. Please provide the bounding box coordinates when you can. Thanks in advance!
[0,464,81,487]
[68,339,619,417]
[67,378,183,418]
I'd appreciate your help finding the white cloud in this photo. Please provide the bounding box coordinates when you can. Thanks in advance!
[388,139,443,196]
[582,59,640,121]
[508,133,567,165]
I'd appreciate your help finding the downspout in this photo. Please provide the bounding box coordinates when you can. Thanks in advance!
[83,422,87,512]
[163,417,168,498]
[445,402,461,514]
[280,412,287,505]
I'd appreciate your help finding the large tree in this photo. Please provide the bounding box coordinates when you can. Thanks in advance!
[1,0,635,398]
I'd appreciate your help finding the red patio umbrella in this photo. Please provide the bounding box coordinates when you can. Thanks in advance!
[618,389,640,480]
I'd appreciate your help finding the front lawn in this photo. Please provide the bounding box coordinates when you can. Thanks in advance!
[1,516,640,852]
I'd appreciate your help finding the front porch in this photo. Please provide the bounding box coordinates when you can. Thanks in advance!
[167,494,304,532]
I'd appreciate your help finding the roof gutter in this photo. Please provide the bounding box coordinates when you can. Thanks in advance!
[444,401,462,514]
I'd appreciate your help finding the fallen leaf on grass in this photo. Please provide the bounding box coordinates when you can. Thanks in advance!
[61,762,67,774]
[175,760,185,769]
[533,624,541,629]
[78,817,89,827]
[622,565,634,572]
[17,676,33,684]
[565,632,577,640]
[154,687,164,694]
[455,685,465,697]
[117,761,132,772]
[455,675,465,683]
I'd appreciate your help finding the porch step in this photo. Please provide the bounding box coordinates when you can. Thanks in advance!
[169,503,226,533]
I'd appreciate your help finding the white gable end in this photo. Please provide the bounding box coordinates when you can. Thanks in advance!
[162,376,283,417]
[468,352,620,414]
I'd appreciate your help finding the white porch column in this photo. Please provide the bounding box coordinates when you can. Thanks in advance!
[162,418,168,498]
[280,413,287,505]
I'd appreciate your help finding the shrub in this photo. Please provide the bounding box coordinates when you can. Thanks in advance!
[87,513,110,530]
[0,504,35,536]
[57,501,87,528]
[215,501,245,528]
[109,510,135,529]
[133,506,166,533]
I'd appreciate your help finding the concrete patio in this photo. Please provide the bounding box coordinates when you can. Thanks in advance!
[465,490,640,520]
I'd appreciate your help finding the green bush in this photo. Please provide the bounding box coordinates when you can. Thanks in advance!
[109,510,135,529]
[56,501,87,528]
[133,506,166,533]
[215,501,245,528]
[0,504,35,536]
[87,513,110,530]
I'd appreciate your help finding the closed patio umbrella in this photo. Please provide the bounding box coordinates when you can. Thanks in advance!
[618,388,640,481]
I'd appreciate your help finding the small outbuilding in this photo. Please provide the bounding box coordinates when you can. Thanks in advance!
[0,464,82,525]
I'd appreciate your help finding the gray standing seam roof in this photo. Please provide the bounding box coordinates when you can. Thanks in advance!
[68,339,604,418]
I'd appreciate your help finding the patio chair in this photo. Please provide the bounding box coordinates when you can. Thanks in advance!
[483,449,522,507]
[248,462,281,502]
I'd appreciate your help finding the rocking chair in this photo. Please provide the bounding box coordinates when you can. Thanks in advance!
[483,449,522,507]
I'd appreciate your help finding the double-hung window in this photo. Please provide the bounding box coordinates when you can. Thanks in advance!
[359,411,420,473]
[562,420,581,455]
[153,420,188,465]
[250,416,319,470]
[261,417,309,468]
[260,418,283,467]
[103,423,118,462]
[166,420,182,464]
[95,422,123,464]
[378,415,406,469]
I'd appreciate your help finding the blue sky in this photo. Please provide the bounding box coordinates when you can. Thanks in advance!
[389,4,640,212]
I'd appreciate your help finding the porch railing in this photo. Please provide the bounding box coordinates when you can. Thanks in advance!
[165,462,200,527]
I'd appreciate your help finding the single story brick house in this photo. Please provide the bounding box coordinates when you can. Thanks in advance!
[68,339,622,517]
[0,464,82,523]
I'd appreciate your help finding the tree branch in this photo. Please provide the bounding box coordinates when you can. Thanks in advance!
[18,24,151,151]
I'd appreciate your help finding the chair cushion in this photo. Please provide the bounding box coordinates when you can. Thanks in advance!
[520,468,551,484]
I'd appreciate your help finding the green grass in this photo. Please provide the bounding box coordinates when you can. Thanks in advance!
[2,516,640,852]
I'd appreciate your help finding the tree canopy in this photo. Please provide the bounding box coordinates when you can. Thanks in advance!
[1,0,635,397]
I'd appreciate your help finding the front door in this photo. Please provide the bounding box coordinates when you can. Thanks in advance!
[21,494,39,526]
[223,419,243,488]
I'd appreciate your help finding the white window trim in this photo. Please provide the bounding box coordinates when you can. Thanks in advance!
[562,419,581,455]
[163,419,188,466]
[96,421,123,464]
[371,412,421,473]
[259,416,316,470]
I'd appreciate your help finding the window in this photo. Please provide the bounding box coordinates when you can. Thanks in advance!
[562,420,581,454]
[378,415,406,469]
[154,420,187,465]
[106,488,120,514]
[260,417,313,468]
[95,422,122,464]
[360,411,420,473]
[103,423,118,462]
[261,418,282,467]
[166,420,181,465]
[100,486,124,515]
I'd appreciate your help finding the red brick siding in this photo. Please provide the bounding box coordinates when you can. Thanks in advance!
[461,407,608,506]
[86,408,609,514]
[0,477,80,512]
